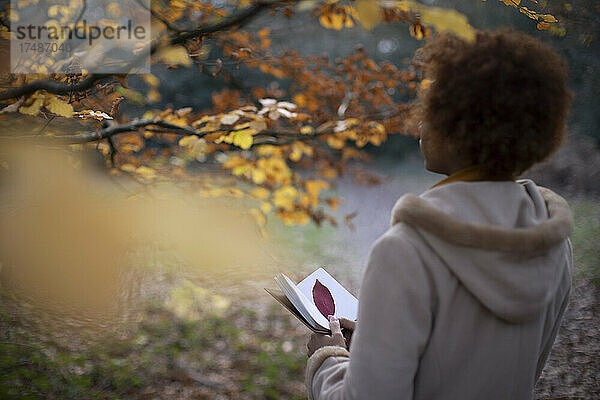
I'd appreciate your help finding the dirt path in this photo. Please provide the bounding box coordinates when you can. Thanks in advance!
[535,278,600,399]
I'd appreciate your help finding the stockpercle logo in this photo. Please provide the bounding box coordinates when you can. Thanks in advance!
[10,0,151,74]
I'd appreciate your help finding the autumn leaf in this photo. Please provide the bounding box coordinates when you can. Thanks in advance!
[355,0,381,30]
[142,74,160,87]
[19,95,45,116]
[319,13,344,30]
[232,130,253,149]
[220,113,240,125]
[178,135,199,147]
[306,180,329,207]
[45,96,73,118]
[136,166,156,180]
[159,46,192,66]
[273,185,297,211]
[250,187,269,200]
[313,279,335,318]
[394,1,476,42]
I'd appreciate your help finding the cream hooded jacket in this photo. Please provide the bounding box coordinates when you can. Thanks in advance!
[305,179,573,400]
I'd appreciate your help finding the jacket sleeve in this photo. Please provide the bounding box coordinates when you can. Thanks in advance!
[305,228,435,400]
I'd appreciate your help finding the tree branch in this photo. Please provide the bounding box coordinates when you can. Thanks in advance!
[0,0,289,101]
[170,1,277,46]
[0,118,334,146]
[0,74,112,101]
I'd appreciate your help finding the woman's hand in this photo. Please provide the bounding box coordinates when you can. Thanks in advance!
[307,316,354,357]
[339,317,356,349]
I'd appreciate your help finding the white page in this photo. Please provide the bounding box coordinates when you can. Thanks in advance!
[275,273,330,330]
[297,268,358,321]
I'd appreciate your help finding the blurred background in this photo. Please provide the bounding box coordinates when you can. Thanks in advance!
[0,0,598,398]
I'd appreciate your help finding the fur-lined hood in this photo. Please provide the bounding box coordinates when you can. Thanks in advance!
[390,179,573,323]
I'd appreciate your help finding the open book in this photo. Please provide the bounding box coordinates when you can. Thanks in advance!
[265,267,358,334]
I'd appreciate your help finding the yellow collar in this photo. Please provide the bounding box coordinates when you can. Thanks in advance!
[430,165,515,189]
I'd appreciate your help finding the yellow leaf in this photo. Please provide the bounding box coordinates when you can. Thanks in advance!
[148,89,161,103]
[45,96,73,118]
[370,122,386,135]
[252,168,266,184]
[355,0,380,30]
[120,163,136,172]
[178,136,199,147]
[142,74,160,87]
[136,166,156,180]
[420,7,475,42]
[233,131,253,150]
[327,134,345,149]
[540,14,557,23]
[319,13,344,30]
[319,168,338,180]
[232,165,250,176]
[19,96,44,116]
[233,122,250,130]
[159,46,192,66]
[257,27,270,38]
[222,156,247,169]
[401,1,476,42]
[300,126,314,134]
[273,186,297,211]
[325,197,340,211]
[305,180,329,206]
[250,187,270,200]
[260,202,272,214]
[276,209,310,226]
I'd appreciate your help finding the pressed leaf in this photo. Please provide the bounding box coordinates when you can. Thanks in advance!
[313,279,335,318]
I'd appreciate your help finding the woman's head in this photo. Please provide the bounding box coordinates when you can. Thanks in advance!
[414,28,573,177]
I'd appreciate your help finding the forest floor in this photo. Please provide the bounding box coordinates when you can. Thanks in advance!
[0,198,598,399]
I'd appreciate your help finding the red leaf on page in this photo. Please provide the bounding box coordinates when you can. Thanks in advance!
[313,279,335,318]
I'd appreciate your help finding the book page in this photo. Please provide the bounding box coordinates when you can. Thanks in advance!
[264,288,329,334]
[275,274,330,330]
[296,268,358,321]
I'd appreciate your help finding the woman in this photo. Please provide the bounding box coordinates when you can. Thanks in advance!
[305,29,574,400]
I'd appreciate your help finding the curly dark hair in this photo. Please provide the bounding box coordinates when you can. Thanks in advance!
[414,28,573,177]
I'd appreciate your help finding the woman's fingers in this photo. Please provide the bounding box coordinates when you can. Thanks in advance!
[329,316,345,344]
[306,317,349,357]
[338,317,356,331]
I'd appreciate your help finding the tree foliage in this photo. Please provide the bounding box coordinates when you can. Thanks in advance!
[0,0,561,229]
